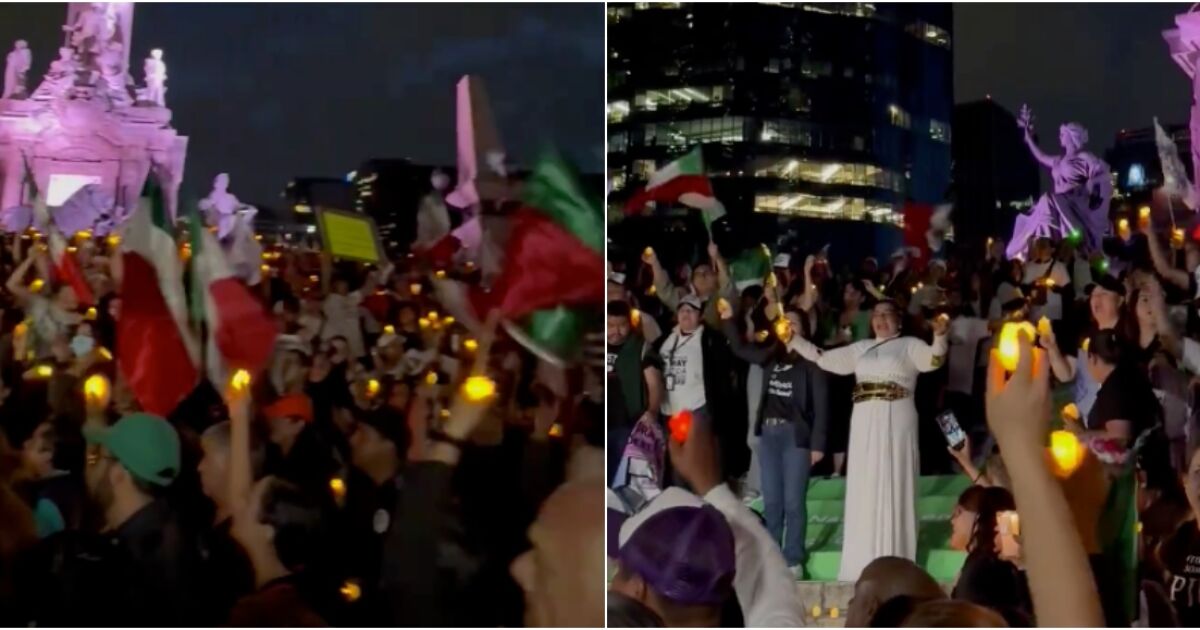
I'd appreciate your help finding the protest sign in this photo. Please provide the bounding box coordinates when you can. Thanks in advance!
[316,208,383,263]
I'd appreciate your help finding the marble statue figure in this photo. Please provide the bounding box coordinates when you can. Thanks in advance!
[1006,104,1113,260]
[198,173,255,239]
[3,40,31,99]
[141,48,166,106]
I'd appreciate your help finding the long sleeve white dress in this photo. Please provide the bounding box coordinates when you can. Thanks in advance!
[787,333,948,581]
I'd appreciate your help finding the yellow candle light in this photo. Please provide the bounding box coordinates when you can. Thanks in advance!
[766,272,778,288]
[97,347,113,361]
[85,307,97,321]
[997,321,1037,372]
[1118,218,1131,239]
[259,263,270,274]
[254,234,264,242]
[830,608,840,620]
[1036,316,1052,339]
[1062,403,1080,422]
[383,324,395,335]
[83,374,110,402]
[434,270,447,279]
[424,371,438,386]
[1139,205,1151,223]
[34,364,53,379]
[339,579,361,602]
[443,316,455,325]
[463,338,479,352]
[29,278,44,292]
[642,246,654,261]
[1081,337,1091,353]
[329,477,346,500]
[106,234,120,247]
[461,375,497,402]
[230,369,251,393]
[439,408,450,419]
[418,317,431,330]
[365,378,381,398]
[812,605,822,618]
[1049,429,1086,477]
[14,322,27,337]
[630,308,642,329]
[773,317,791,341]
[66,245,77,253]
[1173,227,1187,249]
[308,274,319,283]
[754,330,770,343]
[409,282,422,295]
[647,285,657,296]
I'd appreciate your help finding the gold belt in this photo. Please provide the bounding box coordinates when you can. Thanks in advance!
[852,382,910,403]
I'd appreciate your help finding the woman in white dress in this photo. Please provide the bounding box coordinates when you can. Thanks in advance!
[787,300,948,581]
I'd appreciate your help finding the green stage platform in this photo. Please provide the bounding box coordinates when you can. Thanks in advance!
[747,475,970,583]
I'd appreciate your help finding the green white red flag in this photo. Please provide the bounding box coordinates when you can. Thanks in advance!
[117,184,199,417]
[623,147,725,229]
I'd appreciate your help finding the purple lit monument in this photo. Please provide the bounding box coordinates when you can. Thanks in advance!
[1006,105,1113,260]
[0,2,187,231]
[1163,8,1200,210]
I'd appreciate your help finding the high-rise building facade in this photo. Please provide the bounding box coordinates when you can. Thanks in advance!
[607,2,952,231]
[949,99,1041,247]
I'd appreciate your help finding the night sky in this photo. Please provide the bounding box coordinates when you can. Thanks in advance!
[0,3,603,209]
[956,3,1191,153]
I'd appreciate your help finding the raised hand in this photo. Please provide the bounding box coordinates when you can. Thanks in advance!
[986,329,1050,453]
[1018,104,1034,134]
[667,410,722,496]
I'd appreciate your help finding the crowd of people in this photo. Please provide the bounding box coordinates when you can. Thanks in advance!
[0,222,606,627]
[606,214,1200,627]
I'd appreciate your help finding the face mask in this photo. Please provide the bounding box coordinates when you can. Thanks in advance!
[71,335,95,358]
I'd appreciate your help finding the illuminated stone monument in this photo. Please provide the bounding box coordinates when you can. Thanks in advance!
[0,2,187,229]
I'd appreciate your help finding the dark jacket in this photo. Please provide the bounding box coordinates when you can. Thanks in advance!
[722,320,829,451]
[30,499,204,626]
[651,324,748,479]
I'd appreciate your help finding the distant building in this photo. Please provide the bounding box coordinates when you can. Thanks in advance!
[282,177,354,220]
[607,2,953,255]
[1105,124,1192,202]
[348,160,454,254]
[950,99,1041,247]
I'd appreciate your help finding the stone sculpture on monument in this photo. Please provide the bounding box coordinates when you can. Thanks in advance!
[0,2,188,228]
[140,49,166,107]
[1006,104,1112,260]
[3,40,31,99]
[199,173,256,239]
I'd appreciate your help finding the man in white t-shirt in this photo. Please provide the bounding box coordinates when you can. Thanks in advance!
[1022,238,1070,321]
[659,294,707,416]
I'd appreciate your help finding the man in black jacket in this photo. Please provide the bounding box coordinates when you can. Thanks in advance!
[720,303,828,575]
[652,294,748,483]
[30,413,204,626]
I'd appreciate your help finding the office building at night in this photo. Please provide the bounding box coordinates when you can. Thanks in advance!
[1105,124,1193,201]
[607,2,953,237]
[949,99,1040,246]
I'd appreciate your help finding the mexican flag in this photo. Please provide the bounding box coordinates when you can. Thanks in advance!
[435,151,604,365]
[729,244,772,291]
[118,184,199,417]
[623,147,725,229]
[47,229,94,306]
[190,212,278,387]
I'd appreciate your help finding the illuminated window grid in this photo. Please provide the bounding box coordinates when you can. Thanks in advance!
[755,193,900,224]
[754,158,902,192]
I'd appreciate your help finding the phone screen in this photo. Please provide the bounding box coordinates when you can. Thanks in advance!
[936,410,966,450]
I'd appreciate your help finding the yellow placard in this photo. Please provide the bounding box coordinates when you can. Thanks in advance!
[317,209,383,263]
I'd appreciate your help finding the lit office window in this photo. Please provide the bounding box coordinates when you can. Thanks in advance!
[608,100,630,123]
[632,160,657,180]
[929,119,950,143]
[760,119,813,145]
[906,21,951,49]
[801,60,832,78]
[608,131,629,153]
[607,6,632,22]
[753,158,900,191]
[754,194,897,222]
[634,86,726,111]
[644,117,746,147]
[635,2,683,9]
[888,104,911,129]
[800,3,876,18]
[610,171,628,192]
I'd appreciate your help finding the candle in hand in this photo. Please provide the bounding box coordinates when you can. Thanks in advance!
[997,322,1037,372]
[230,369,251,393]
[668,409,693,444]
[461,375,497,402]
[83,374,110,402]
[1049,430,1085,477]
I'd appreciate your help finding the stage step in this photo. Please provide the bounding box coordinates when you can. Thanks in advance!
[746,474,969,584]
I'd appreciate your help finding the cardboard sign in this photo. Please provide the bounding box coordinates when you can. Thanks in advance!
[316,208,383,263]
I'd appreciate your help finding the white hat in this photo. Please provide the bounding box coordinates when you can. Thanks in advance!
[609,271,627,285]
[772,253,791,268]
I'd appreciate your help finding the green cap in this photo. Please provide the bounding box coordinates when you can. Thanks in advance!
[84,413,181,487]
